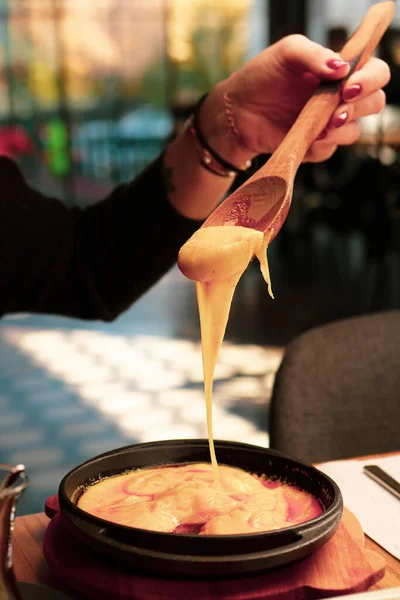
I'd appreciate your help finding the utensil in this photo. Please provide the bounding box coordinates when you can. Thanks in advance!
[363,464,400,500]
[0,464,28,600]
[0,464,73,600]
[57,439,343,577]
[201,1,395,241]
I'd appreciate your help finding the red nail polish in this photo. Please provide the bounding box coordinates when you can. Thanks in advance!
[316,129,328,141]
[333,111,348,128]
[326,59,348,70]
[343,84,362,101]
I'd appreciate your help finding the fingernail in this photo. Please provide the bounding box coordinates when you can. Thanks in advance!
[316,129,328,141]
[343,84,362,101]
[326,58,348,70]
[332,111,348,128]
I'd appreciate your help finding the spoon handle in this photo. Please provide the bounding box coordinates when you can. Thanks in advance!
[264,0,395,176]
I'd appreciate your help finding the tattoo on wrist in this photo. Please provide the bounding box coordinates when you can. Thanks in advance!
[163,166,176,195]
[223,92,239,136]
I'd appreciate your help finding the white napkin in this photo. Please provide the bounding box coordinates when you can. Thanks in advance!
[318,455,400,560]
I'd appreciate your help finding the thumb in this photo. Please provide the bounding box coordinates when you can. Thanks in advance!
[276,34,350,80]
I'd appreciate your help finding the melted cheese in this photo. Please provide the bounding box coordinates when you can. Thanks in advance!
[178,226,273,478]
[78,463,322,534]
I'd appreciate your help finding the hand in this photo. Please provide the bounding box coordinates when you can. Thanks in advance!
[203,35,391,164]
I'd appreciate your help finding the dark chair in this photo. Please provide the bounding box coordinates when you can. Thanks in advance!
[269,311,400,463]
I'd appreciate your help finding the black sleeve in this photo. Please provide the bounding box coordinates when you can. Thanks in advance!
[0,155,201,321]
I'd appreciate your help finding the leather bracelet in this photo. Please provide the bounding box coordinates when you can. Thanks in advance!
[189,93,252,178]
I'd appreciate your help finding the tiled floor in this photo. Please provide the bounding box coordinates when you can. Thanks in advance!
[0,266,283,515]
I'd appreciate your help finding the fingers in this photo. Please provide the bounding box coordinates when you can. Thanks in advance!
[325,120,361,146]
[329,89,386,129]
[277,36,391,102]
[306,121,361,163]
[277,34,350,80]
[342,57,391,102]
[305,143,337,163]
[308,56,389,162]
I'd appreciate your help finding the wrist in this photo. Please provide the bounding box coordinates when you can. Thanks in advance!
[198,83,257,170]
[188,94,250,178]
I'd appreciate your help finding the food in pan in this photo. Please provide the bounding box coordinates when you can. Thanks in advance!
[78,462,322,535]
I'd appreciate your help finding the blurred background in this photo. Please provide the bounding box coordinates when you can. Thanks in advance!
[0,0,400,514]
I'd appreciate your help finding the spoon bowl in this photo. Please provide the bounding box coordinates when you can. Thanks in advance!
[206,176,288,235]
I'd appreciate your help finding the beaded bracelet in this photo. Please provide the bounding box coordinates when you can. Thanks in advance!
[189,93,252,178]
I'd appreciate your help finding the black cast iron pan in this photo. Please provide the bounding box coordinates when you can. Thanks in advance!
[58,439,343,577]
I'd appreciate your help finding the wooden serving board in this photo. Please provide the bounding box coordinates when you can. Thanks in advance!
[43,496,385,600]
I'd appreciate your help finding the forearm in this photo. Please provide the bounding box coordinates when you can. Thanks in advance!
[0,157,201,321]
[0,86,254,322]
[0,88,253,323]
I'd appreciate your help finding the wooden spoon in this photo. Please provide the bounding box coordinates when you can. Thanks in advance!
[201,1,395,242]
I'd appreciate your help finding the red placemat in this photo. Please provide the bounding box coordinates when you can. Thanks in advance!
[43,496,385,600]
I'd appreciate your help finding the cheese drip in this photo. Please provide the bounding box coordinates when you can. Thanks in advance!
[178,226,273,480]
